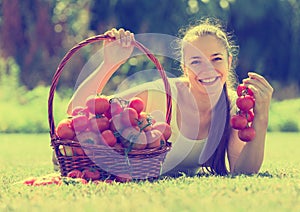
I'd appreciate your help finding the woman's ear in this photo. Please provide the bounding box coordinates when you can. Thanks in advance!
[228,54,233,69]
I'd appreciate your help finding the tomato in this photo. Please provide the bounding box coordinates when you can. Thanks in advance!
[26,176,62,186]
[103,179,114,184]
[109,113,123,133]
[33,179,55,186]
[82,168,101,181]
[104,100,123,119]
[121,107,139,127]
[128,97,145,114]
[152,122,172,140]
[230,114,248,130]
[67,169,84,178]
[86,95,110,115]
[71,106,90,117]
[120,126,147,150]
[237,84,246,97]
[240,110,255,122]
[238,127,256,142]
[71,114,89,132]
[236,95,255,111]
[73,147,85,156]
[137,112,153,131]
[237,84,254,97]
[146,129,165,148]
[101,129,117,147]
[89,115,110,132]
[76,131,100,144]
[23,177,37,186]
[115,174,132,183]
[55,119,75,140]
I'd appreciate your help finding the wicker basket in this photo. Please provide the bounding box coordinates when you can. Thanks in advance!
[48,34,172,181]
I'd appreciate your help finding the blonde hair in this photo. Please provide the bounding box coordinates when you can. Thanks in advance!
[177,17,239,91]
[176,18,240,175]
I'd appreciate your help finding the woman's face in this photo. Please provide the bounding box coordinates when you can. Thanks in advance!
[183,35,232,96]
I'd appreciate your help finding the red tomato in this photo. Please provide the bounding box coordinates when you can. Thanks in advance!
[86,95,110,115]
[71,114,89,132]
[236,95,255,111]
[121,107,139,127]
[152,122,172,140]
[82,168,101,181]
[101,129,117,147]
[128,97,145,114]
[55,119,75,140]
[146,129,165,148]
[71,106,90,117]
[23,177,37,186]
[237,84,254,97]
[138,112,153,132]
[240,110,255,122]
[33,179,54,186]
[103,179,114,184]
[230,114,248,130]
[73,147,85,156]
[120,126,147,150]
[115,174,132,183]
[104,100,123,119]
[237,84,247,97]
[67,169,83,178]
[89,115,110,132]
[238,127,256,142]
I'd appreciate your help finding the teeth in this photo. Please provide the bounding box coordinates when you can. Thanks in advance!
[199,77,218,83]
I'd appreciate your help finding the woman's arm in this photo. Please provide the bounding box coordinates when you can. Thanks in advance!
[228,72,273,174]
[67,28,135,114]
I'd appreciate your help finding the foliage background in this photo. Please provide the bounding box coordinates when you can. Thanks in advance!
[0,0,300,133]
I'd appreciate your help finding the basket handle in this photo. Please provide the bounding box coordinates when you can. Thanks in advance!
[48,34,172,140]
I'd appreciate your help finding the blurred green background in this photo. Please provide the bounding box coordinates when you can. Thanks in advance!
[0,0,299,133]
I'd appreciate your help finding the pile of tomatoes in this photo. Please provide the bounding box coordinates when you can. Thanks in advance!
[55,94,172,157]
[230,84,256,142]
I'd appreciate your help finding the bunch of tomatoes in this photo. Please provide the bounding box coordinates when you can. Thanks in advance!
[230,84,256,142]
[55,94,172,157]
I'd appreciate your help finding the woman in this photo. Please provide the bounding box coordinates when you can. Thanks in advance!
[65,18,273,176]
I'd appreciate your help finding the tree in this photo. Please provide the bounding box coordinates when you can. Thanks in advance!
[229,0,300,86]
[0,0,91,89]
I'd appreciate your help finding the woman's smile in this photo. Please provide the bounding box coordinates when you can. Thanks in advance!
[197,76,221,85]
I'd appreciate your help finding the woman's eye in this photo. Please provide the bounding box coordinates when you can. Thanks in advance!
[212,57,222,62]
[191,60,201,65]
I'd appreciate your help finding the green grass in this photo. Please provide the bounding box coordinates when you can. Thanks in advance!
[0,132,299,211]
[269,99,300,132]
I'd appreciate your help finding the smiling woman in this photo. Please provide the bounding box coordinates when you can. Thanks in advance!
[64,17,273,177]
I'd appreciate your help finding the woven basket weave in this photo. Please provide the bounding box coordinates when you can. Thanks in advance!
[48,34,172,180]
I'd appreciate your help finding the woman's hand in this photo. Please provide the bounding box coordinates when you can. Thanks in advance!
[242,72,273,123]
[103,28,135,68]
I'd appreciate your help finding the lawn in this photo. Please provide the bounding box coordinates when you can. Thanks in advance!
[0,132,299,212]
